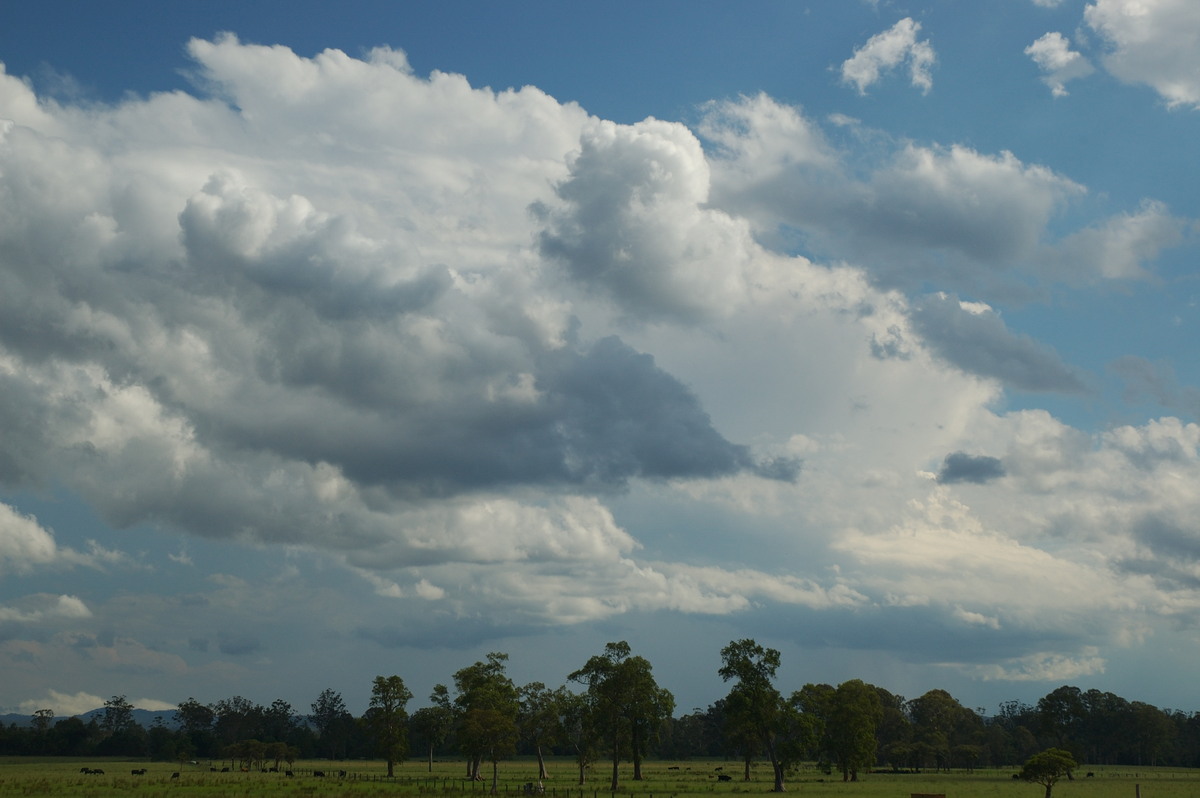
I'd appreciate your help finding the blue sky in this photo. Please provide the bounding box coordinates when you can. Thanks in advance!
[1,0,1199,721]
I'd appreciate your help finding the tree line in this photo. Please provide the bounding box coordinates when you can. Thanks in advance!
[3,639,1199,791]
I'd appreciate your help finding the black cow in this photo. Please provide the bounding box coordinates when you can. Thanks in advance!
[313,770,326,778]
[170,772,180,780]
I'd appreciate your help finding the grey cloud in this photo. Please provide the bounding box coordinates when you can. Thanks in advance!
[357,616,539,650]
[1110,355,1200,419]
[1118,515,1200,591]
[910,293,1089,393]
[700,97,1175,301]
[217,631,260,656]
[937,452,1006,485]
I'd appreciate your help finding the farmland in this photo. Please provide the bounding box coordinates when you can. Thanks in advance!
[1,758,1198,798]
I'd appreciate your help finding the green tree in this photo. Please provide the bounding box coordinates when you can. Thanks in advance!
[175,697,217,757]
[570,641,673,791]
[213,696,264,755]
[828,679,882,781]
[907,688,981,772]
[1019,747,1078,798]
[310,688,352,759]
[367,675,413,777]
[794,682,835,773]
[559,688,598,785]
[32,709,54,735]
[101,694,135,734]
[262,699,298,744]
[718,639,789,791]
[453,652,519,793]
[519,682,566,781]
[411,685,455,772]
[1037,685,1084,755]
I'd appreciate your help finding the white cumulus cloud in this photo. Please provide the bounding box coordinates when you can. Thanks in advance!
[1026,31,1095,96]
[841,18,936,95]
[1085,0,1200,108]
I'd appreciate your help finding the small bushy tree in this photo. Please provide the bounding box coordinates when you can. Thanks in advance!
[1020,747,1078,798]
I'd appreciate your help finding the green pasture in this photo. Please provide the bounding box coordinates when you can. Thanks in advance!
[0,757,1195,798]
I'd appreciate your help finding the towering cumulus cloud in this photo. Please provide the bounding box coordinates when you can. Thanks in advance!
[1,27,1199,711]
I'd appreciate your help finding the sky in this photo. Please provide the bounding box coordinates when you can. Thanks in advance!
[1,0,1199,721]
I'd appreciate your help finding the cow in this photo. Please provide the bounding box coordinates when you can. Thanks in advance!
[717,773,732,782]
[285,771,294,778]
[171,772,180,780]
[313,770,326,778]
[131,768,147,775]
[339,770,348,778]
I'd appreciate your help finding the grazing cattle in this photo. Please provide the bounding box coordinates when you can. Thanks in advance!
[285,771,294,778]
[221,767,230,772]
[667,766,679,770]
[1086,772,1095,778]
[522,782,545,795]
[313,770,326,777]
[339,770,348,778]
[717,773,732,782]
[210,767,218,772]
[131,768,147,775]
[1012,774,1021,780]
[171,772,180,780]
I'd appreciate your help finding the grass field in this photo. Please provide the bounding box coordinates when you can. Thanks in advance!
[0,757,1196,797]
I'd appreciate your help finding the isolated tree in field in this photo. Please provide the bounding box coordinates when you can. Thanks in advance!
[718,639,789,791]
[828,679,882,781]
[367,675,413,777]
[1020,748,1078,798]
[453,652,519,793]
[412,684,455,772]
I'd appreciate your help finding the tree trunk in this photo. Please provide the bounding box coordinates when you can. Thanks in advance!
[743,753,752,781]
[610,744,620,792]
[536,744,547,780]
[766,740,785,792]
[491,759,499,795]
[427,743,434,772]
[631,723,643,780]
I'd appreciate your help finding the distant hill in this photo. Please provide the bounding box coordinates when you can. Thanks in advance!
[0,708,180,729]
